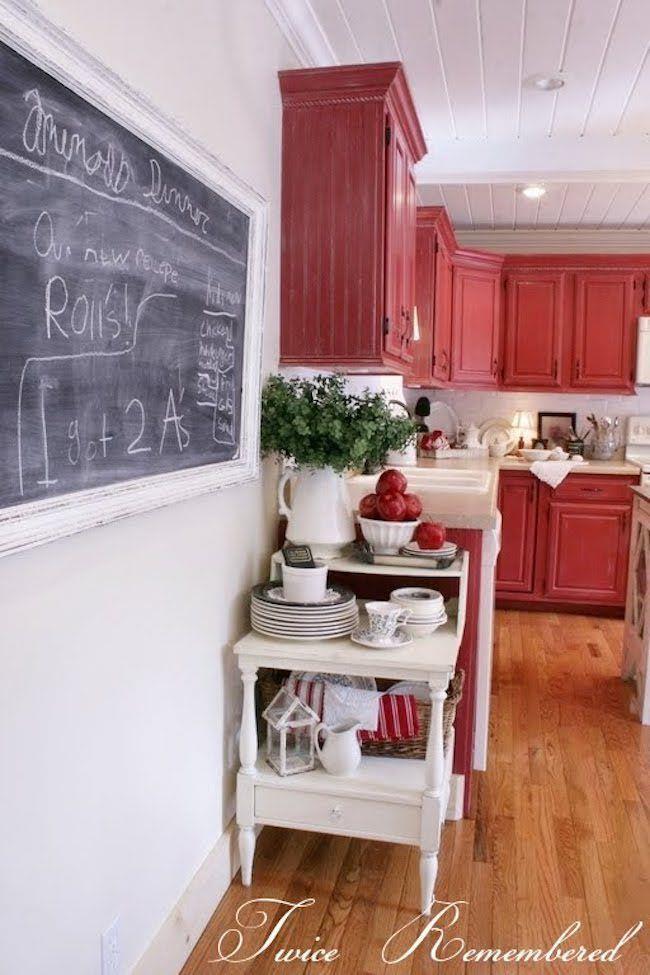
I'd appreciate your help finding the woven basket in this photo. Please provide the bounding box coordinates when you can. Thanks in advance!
[256,669,465,759]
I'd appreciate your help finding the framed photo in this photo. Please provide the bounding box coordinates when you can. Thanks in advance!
[538,412,576,448]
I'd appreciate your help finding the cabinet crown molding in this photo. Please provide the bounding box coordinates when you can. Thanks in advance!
[279,62,426,161]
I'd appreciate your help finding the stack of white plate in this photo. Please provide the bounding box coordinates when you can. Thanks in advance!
[251,583,358,641]
[402,540,458,560]
[390,586,448,638]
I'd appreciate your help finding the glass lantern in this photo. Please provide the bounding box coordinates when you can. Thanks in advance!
[262,687,319,776]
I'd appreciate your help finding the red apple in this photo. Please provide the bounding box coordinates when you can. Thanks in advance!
[403,493,423,521]
[376,468,408,496]
[359,493,379,519]
[376,490,407,522]
[415,521,446,550]
[420,433,436,451]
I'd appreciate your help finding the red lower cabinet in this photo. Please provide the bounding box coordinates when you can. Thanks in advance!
[496,472,537,593]
[543,501,630,604]
[496,473,636,611]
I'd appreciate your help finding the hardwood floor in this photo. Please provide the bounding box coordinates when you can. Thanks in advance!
[182,611,649,974]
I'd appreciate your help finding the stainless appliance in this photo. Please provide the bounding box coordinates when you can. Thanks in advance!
[625,415,650,486]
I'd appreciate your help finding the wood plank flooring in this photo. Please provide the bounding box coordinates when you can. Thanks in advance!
[182,611,649,974]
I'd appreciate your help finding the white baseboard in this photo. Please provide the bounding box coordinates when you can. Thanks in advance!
[446,773,464,821]
[132,820,241,975]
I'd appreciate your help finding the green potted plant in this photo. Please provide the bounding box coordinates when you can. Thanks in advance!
[261,375,415,555]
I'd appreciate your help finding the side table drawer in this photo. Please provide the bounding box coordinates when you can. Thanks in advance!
[255,785,421,843]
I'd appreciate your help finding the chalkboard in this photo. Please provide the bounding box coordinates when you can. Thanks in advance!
[0,8,266,554]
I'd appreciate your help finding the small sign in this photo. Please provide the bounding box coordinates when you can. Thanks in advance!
[282,545,316,568]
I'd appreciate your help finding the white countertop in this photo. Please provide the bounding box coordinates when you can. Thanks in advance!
[354,455,640,532]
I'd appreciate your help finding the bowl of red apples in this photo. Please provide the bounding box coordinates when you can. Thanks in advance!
[357,469,425,554]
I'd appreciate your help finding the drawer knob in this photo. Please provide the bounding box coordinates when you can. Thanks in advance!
[329,805,343,821]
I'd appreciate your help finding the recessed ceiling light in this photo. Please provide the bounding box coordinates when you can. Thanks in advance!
[530,74,565,91]
[521,185,546,200]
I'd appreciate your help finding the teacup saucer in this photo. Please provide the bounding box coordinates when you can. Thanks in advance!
[350,627,413,650]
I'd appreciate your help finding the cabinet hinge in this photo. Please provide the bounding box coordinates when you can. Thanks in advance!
[385,125,391,147]
[383,316,390,336]
[432,353,437,366]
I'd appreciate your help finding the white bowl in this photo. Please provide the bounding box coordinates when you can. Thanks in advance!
[402,614,448,638]
[520,448,551,462]
[358,517,419,555]
[390,587,444,617]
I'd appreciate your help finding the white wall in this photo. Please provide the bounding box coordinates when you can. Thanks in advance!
[0,2,295,973]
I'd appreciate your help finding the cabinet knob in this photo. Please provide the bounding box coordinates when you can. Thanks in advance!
[329,805,343,822]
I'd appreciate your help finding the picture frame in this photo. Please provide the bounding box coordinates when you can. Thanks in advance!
[537,412,576,449]
[0,0,268,557]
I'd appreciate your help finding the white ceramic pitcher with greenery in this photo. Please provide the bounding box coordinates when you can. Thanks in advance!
[261,374,415,556]
[278,467,355,558]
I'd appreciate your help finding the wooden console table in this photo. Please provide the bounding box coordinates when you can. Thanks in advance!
[234,550,468,915]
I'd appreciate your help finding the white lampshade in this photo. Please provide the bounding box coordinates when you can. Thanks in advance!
[512,411,536,447]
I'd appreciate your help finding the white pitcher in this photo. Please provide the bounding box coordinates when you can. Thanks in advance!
[278,467,355,558]
[314,721,362,776]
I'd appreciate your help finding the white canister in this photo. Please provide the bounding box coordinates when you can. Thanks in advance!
[281,562,328,603]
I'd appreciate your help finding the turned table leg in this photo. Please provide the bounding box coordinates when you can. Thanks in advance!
[420,680,448,916]
[239,826,256,886]
[237,661,258,885]
[239,662,258,775]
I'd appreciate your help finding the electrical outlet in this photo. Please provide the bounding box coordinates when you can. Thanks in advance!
[101,918,121,975]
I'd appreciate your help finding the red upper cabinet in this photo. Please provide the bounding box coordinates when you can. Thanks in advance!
[450,251,503,387]
[278,63,426,373]
[406,207,455,388]
[571,271,640,392]
[502,271,566,389]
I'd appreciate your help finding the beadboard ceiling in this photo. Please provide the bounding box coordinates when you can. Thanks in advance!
[267,0,650,246]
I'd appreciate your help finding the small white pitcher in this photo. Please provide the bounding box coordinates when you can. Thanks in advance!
[314,721,362,776]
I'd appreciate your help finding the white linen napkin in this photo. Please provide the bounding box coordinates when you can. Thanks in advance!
[529,455,584,488]
[323,683,382,732]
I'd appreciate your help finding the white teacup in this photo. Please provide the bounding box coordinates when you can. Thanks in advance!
[365,600,411,642]
[281,562,328,603]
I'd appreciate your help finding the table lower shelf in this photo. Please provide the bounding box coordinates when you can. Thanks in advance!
[237,743,454,847]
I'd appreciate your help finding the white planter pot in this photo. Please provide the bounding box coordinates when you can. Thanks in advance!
[278,467,355,558]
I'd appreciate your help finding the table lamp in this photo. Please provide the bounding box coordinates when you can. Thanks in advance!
[512,411,536,449]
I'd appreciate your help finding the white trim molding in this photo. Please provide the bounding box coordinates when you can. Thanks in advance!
[264,0,337,68]
[0,0,268,557]
[456,228,650,253]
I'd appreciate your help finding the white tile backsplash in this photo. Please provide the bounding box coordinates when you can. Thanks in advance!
[404,385,650,446]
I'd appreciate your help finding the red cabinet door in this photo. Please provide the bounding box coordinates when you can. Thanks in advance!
[408,216,436,386]
[503,272,565,388]
[403,166,417,363]
[571,272,639,391]
[384,120,407,360]
[433,242,453,382]
[544,500,631,603]
[450,263,501,386]
[496,473,538,593]
[384,120,416,365]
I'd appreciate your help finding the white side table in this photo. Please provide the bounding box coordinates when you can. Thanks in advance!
[234,550,468,915]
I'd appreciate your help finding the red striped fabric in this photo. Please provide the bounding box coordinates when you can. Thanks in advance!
[359,693,420,742]
[284,677,419,742]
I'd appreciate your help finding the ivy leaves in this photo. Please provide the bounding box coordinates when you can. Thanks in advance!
[261,375,415,473]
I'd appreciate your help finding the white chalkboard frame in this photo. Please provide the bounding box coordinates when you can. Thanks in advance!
[0,0,267,557]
